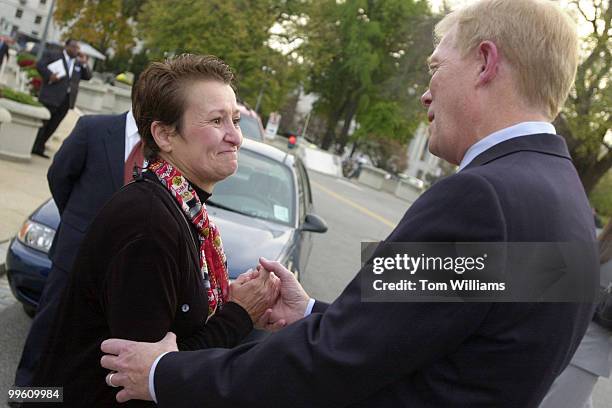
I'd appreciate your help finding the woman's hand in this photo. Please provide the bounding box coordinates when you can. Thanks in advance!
[229,266,280,324]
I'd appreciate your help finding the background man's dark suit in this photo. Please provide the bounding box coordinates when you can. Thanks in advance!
[0,40,10,65]
[153,133,598,407]
[15,113,128,386]
[31,48,91,156]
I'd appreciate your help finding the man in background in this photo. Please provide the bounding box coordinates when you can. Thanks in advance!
[0,36,11,66]
[31,39,91,158]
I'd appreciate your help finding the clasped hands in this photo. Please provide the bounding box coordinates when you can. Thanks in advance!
[229,257,310,331]
[99,257,311,403]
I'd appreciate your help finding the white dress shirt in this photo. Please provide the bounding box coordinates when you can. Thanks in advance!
[124,110,140,162]
[63,50,75,78]
[458,122,556,171]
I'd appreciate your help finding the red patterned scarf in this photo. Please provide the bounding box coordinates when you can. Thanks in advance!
[149,158,229,317]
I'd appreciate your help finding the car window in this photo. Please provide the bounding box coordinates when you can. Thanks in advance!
[210,149,295,226]
[239,115,264,141]
[295,162,306,221]
[297,160,312,205]
[296,160,312,222]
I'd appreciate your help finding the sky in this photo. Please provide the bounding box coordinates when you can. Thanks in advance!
[428,0,597,38]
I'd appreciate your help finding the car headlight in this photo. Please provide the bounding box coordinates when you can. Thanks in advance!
[17,220,56,253]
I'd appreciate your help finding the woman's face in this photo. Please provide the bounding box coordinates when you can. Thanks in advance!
[163,80,243,192]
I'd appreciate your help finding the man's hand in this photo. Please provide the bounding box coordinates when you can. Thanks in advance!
[230,265,280,323]
[258,257,310,330]
[100,332,178,403]
[77,52,88,64]
[49,73,59,83]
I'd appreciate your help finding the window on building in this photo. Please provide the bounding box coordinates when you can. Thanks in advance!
[40,0,47,5]
[15,9,23,19]
[34,15,42,24]
[31,31,39,37]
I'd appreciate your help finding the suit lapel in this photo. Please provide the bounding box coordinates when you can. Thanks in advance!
[103,113,127,190]
[465,133,571,170]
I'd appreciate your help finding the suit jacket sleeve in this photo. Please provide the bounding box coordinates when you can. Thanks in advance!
[78,61,92,81]
[153,172,507,408]
[101,206,253,348]
[102,236,181,342]
[177,302,253,351]
[47,117,89,215]
[36,51,54,83]
[312,300,329,313]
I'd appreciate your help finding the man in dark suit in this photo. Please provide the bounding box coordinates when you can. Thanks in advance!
[100,1,599,406]
[31,39,91,158]
[15,111,141,387]
[0,37,10,66]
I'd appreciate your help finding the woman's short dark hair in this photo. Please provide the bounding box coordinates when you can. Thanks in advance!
[132,54,235,160]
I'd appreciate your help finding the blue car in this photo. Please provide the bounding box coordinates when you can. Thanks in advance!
[7,139,327,317]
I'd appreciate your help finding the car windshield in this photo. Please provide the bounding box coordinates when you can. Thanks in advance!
[209,149,295,226]
[239,115,264,141]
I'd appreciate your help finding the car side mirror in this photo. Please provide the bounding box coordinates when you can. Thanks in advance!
[301,213,328,233]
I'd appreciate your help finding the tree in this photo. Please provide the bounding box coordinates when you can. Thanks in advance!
[138,0,303,116]
[555,0,612,194]
[54,0,136,57]
[590,169,612,217]
[297,0,433,153]
[352,101,407,171]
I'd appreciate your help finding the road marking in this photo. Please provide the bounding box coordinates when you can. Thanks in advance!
[338,179,363,191]
[311,181,396,228]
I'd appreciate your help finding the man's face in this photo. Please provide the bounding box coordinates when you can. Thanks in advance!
[421,27,478,165]
[65,41,80,58]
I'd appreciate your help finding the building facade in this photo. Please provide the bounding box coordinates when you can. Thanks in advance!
[0,0,61,43]
[404,123,444,181]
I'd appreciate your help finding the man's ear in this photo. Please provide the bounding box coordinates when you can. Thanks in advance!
[151,122,175,154]
[476,40,500,86]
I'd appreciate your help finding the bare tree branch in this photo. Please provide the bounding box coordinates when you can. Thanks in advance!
[575,0,599,34]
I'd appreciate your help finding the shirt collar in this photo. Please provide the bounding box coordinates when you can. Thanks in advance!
[125,110,139,139]
[458,121,556,171]
[63,50,72,62]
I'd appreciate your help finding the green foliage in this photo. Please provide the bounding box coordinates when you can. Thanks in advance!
[54,0,136,58]
[354,101,413,143]
[0,87,43,107]
[138,0,302,116]
[16,53,37,64]
[297,0,434,152]
[25,68,41,79]
[98,52,132,74]
[590,170,612,218]
[554,0,612,194]
[122,0,147,18]
[129,49,151,82]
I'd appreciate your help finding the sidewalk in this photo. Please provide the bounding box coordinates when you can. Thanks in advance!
[0,109,81,242]
[0,109,82,275]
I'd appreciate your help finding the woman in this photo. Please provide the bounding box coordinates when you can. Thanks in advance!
[26,54,279,407]
[539,220,612,408]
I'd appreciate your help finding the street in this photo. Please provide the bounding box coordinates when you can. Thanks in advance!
[1,169,611,407]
